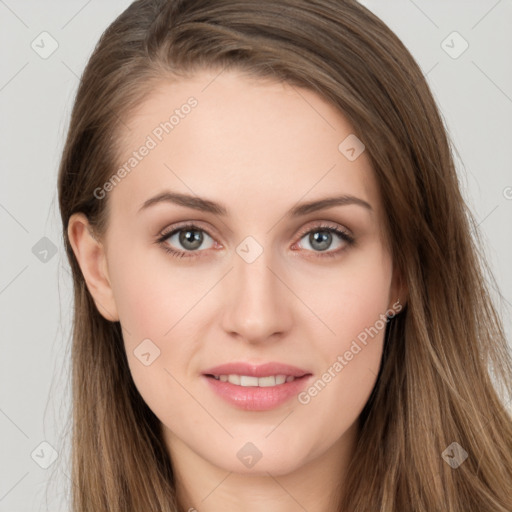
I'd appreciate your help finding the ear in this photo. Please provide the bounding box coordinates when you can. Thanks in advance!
[67,213,119,322]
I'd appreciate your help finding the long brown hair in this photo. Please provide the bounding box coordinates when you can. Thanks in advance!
[57,0,512,510]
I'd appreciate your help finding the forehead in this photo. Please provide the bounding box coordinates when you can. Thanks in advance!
[108,69,380,222]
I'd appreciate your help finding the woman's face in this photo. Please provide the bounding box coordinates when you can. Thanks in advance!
[72,68,402,477]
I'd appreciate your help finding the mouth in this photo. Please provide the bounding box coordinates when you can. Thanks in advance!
[201,362,312,411]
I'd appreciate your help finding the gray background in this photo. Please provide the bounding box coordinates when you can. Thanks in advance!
[1,1,511,510]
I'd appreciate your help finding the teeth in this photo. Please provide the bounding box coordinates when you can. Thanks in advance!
[228,374,241,385]
[212,374,295,387]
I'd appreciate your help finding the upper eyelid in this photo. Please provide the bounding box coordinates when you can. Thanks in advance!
[158,221,217,240]
[296,222,351,237]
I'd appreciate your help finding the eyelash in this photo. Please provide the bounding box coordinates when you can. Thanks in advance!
[155,223,355,260]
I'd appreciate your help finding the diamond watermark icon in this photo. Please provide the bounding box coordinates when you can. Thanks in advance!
[31,31,59,59]
[31,441,58,469]
[441,31,469,60]
[237,442,263,469]
[236,236,263,264]
[134,338,161,366]
[338,134,365,161]
[32,236,58,263]
[442,441,468,468]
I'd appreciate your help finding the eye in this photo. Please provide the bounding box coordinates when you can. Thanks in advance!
[156,224,216,259]
[293,223,354,257]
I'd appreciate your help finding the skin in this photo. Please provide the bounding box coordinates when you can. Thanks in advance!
[68,68,405,512]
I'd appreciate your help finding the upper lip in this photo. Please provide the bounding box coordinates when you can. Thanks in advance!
[202,362,311,378]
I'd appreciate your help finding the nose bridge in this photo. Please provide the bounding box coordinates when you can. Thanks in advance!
[221,236,292,341]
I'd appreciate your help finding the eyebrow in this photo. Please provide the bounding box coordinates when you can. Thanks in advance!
[138,190,373,216]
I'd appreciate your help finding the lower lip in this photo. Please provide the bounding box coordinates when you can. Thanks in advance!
[203,375,312,411]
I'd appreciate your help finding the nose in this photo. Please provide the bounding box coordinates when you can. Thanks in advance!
[220,244,293,344]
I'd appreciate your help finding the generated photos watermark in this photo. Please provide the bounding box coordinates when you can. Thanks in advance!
[93,96,198,200]
[297,300,402,405]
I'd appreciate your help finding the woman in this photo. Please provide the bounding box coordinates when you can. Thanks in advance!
[57,0,512,510]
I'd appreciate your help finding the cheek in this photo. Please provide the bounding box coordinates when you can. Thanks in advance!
[107,242,196,338]
[297,245,392,421]
[106,245,204,417]
[306,243,393,352]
